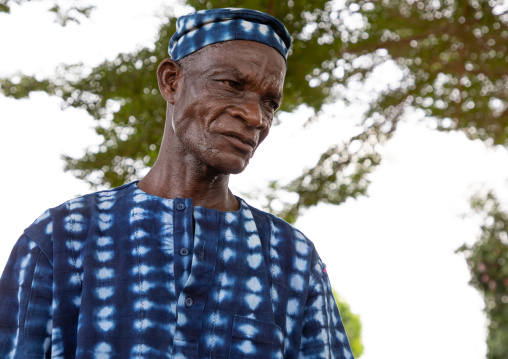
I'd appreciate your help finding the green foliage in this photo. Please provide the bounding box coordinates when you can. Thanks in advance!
[0,0,95,25]
[2,0,506,221]
[340,0,508,146]
[457,192,508,359]
[263,125,386,223]
[48,3,95,26]
[0,0,395,215]
[332,289,364,358]
[0,0,21,13]
[340,2,508,357]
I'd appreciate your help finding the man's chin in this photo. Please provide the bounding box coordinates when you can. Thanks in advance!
[212,157,250,176]
[220,163,249,175]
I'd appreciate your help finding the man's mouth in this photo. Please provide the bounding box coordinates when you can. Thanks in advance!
[222,131,257,150]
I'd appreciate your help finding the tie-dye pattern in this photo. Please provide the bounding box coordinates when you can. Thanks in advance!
[0,182,353,358]
[169,8,291,62]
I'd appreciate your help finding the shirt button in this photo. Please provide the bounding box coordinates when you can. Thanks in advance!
[180,248,189,256]
[185,297,193,307]
[176,203,185,211]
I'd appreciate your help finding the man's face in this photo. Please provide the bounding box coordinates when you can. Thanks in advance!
[170,40,286,175]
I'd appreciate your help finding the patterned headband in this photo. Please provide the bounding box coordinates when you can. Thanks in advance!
[169,8,292,62]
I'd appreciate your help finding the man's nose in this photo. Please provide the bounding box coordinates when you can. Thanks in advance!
[230,95,266,129]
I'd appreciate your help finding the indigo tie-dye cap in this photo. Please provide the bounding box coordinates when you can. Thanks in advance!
[169,8,292,62]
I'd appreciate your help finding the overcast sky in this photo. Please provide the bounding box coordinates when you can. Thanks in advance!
[2,1,507,358]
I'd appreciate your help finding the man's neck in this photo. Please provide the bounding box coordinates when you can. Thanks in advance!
[137,152,240,212]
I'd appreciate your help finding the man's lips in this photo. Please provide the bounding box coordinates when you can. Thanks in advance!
[221,131,257,150]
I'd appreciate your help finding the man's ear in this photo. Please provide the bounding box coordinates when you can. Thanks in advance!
[157,58,183,104]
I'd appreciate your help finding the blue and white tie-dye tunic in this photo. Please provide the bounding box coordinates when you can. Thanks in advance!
[0,182,353,358]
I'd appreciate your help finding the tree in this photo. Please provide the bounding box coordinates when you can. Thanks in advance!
[458,192,508,359]
[0,0,384,223]
[347,2,507,356]
[266,0,508,220]
[2,0,506,222]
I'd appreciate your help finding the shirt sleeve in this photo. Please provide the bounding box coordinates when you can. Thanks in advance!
[299,253,354,359]
[0,234,53,358]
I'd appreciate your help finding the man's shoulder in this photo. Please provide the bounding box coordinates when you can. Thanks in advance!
[245,202,306,237]
[244,201,327,282]
[24,182,136,236]
[22,182,137,264]
[50,181,137,215]
[245,202,320,254]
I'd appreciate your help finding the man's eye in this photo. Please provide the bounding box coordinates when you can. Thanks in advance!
[221,80,240,89]
[264,100,279,111]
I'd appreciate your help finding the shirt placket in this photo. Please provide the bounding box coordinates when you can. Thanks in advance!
[172,204,220,358]
[173,198,194,298]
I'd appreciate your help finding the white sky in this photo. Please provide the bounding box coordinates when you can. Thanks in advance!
[1,1,506,358]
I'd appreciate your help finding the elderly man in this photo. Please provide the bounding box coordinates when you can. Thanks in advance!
[0,8,353,359]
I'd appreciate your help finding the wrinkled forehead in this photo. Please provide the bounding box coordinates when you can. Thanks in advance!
[183,40,286,82]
